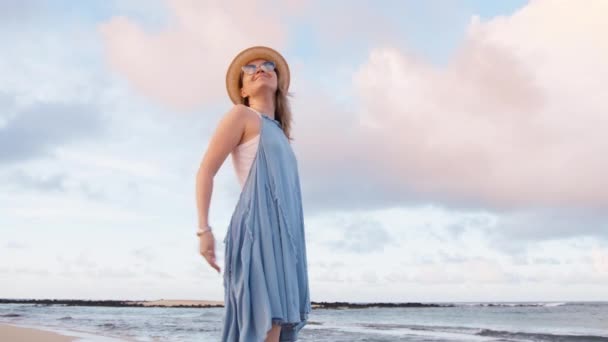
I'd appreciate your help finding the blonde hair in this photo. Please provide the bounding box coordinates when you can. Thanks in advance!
[238,67,294,142]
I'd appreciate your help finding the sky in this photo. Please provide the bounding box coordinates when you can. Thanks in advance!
[1,0,607,303]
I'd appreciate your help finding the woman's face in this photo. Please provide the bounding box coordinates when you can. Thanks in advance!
[240,58,278,100]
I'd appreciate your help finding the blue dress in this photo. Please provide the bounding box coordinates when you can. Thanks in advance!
[221,108,312,342]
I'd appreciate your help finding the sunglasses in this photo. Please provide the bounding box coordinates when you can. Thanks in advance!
[241,61,276,75]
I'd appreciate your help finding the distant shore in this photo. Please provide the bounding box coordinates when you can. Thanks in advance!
[0,298,452,309]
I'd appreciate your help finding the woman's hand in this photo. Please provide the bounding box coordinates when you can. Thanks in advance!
[199,232,221,273]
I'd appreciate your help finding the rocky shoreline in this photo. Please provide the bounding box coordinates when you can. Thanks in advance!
[0,298,453,309]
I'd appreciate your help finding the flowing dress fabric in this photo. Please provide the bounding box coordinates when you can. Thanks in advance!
[221,112,312,342]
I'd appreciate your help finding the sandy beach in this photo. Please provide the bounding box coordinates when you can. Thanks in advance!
[0,323,77,342]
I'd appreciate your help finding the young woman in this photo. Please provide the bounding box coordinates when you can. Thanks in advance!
[195,46,311,342]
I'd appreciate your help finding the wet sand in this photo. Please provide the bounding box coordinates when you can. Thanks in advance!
[0,323,77,342]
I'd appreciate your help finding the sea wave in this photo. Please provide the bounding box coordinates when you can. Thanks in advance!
[477,328,608,341]
[459,302,568,307]
[358,323,608,341]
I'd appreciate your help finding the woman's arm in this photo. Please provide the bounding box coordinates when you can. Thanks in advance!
[195,104,247,230]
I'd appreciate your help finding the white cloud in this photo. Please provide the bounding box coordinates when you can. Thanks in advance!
[591,247,608,275]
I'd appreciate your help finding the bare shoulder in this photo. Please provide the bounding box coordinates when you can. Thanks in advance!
[214,104,259,140]
[221,103,245,120]
[214,104,251,129]
[231,104,260,127]
[233,103,258,119]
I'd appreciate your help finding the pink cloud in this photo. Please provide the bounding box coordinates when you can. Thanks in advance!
[347,0,608,209]
[98,0,608,210]
[98,0,288,110]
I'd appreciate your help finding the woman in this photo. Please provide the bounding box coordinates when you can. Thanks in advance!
[195,46,312,342]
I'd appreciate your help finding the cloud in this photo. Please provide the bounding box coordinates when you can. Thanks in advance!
[291,0,608,215]
[351,0,608,210]
[131,246,157,263]
[0,97,107,164]
[98,0,290,110]
[5,170,68,192]
[386,256,519,285]
[495,208,608,241]
[324,218,397,253]
[532,257,561,265]
[0,10,114,166]
[0,0,48,27]
[591,247,608,275]
[12,267,51,277]
[479,208,608,256]
[4,241,29,249]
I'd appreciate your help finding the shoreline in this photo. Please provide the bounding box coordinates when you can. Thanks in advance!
[0,298,452,309]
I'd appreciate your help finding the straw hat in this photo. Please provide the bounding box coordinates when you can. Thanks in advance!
[225,45,290,104]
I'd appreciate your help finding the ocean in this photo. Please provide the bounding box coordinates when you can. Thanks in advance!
[1,301,607,341]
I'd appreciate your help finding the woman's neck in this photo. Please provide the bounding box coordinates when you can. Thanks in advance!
[248,95,275,119]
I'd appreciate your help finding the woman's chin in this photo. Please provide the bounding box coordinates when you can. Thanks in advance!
[251,84,277,93]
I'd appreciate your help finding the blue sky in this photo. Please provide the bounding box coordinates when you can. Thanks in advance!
[1,0,607,302]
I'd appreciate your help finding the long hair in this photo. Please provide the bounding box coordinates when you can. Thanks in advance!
[238,67,294,142]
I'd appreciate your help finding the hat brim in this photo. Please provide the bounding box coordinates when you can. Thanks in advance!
[225,46,290,105]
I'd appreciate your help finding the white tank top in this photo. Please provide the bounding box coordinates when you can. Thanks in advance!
[231,107,262,189]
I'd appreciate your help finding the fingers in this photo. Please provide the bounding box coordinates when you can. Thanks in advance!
[208,258,220,273]
[210,261,221,273]
[201,249,215,261]
[200,249,221,273]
